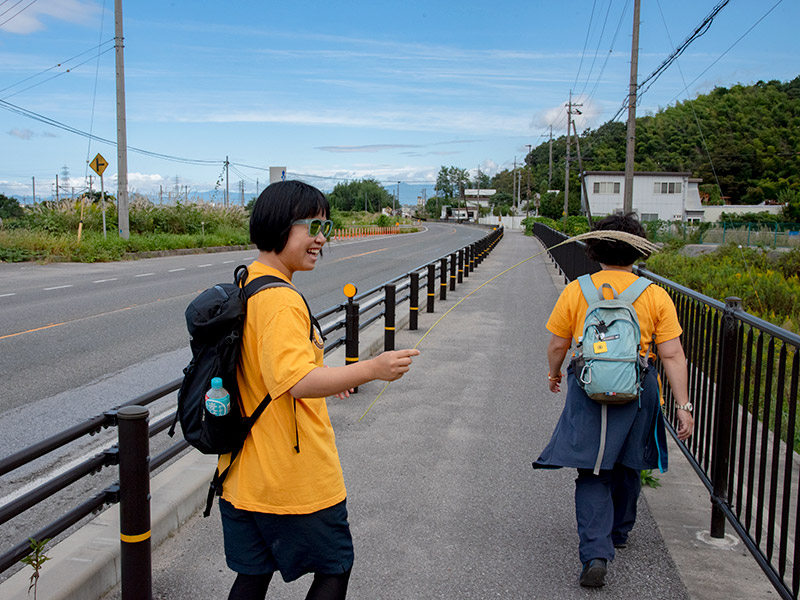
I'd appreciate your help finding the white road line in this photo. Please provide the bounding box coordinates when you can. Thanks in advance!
[198,263,212,268]
[93,278,118,283]
[135,272,155,278]
[0,293,16,297]
[43,285,73,291]
[222,260,235,264]
[169,268,186,272]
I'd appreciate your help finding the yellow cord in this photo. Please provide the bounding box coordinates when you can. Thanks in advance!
[357,245,549,421]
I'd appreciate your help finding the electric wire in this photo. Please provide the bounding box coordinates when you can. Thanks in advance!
[85,0,109,183]
[1,46,114,101]
[572,0,599,94]
[0,40,114,96]
[575,0,613,99]
[0,0,36,25]
[0,98,220,165]
[663,0,784,107]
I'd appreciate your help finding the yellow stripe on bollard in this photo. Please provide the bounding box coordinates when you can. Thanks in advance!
[120,531,151,543]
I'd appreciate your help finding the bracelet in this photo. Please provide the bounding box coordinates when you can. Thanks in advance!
[548,372,563,382]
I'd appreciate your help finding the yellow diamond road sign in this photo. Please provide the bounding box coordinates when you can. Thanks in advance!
[89,153,108,176]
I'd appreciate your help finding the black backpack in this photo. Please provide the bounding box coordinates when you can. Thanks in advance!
[168,264,320,516]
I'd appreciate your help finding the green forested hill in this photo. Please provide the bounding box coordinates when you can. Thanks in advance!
[519,76,800,205]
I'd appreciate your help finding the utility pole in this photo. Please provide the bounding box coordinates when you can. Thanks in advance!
[31,177,36,204]
[225,156,230,207]
[115,0,130,239]
[572,120,593,228]
[395,181,400,214]
[548,125,553,188]
[564,92,583,228]
[512,157,517,212]
[525,144,532,217]
[623,0,641,215]
[55,174,59,202]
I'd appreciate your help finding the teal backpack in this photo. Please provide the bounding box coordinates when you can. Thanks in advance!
[574,274,652,404]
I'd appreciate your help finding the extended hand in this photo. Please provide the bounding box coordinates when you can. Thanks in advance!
[372,349,421,381]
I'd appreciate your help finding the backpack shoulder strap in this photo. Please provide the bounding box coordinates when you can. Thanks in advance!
[242,274,323,344]
[578,274,609,306]
[618,276,652,304]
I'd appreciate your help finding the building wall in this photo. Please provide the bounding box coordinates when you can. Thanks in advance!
[702,205,785,222]
[584,172,703,222]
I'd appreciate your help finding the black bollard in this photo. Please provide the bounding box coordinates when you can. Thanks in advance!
[118,405,152,600]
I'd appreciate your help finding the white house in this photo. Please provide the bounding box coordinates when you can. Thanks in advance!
[582,171,705,223]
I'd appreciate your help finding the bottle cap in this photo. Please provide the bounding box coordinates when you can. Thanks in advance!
[211,377,222,389]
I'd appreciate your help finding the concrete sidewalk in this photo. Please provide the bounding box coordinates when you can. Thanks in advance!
[2,230,776,599]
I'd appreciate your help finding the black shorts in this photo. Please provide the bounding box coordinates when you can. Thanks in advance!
[220,498,354,582]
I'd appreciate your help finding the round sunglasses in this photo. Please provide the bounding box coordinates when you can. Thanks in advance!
[292,218,334,238]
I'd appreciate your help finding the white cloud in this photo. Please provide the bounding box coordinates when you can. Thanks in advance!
[0,0,99,35]
[8,128,35,140]
[316,144,422,153]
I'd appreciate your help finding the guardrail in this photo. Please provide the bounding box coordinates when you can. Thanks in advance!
[533,222,800,600]
[0,226,503,597]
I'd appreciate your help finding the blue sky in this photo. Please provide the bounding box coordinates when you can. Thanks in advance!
[0,0,796,203]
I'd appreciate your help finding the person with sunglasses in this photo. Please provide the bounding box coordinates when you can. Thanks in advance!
[219,180,420,600]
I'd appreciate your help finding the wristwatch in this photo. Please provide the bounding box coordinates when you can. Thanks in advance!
[675,401,693,412]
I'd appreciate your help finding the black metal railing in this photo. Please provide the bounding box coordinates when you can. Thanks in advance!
[534,222,800,600]
[0,225,504,597]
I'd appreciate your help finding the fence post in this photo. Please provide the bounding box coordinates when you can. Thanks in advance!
[409,272,419,330]
[464,245,471,278]
[449,253,456,291]
[439,257,448,301]
[457,249,464,284]
[117,405,152,600]
[710,296,742,538]
[384,283,396,351]
[468,243,475,274]
[426,263,436,313]
[346,296,360,393]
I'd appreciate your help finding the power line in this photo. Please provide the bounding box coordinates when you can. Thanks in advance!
[572,0,599,93]
[0,97,220,165]
[663,0,784,107]
[0,0,38,28]
[0,39,115,97]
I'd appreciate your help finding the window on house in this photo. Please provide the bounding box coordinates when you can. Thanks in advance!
[654,181,682,194]
[593,181,620,194]
[640,213,659,222]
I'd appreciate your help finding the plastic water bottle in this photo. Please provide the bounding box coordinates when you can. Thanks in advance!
[205,377,230,417]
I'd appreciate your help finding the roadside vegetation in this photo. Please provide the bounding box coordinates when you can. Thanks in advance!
[523,215,800,335]
[0,194,414,263]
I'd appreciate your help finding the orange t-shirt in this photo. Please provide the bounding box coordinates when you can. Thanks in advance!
[546,270,683,355]
[220,262,346,514]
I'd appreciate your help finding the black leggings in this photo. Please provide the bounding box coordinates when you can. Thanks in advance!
[227,570,351,600]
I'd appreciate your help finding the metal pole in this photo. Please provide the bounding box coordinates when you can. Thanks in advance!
[409,272,419,330]
[225,156,230,208]
[439,257,447,301]
[101,173,107,239]
[457,249,464,284]
[623,0,641,215]
[564,92,571,230]
[345,298,360,393]
[384,284,396,351]
[449,253,456,291]
[710,297,742,538]
[114,0,130,240]
[426,263,436,313]
[572,120,593,228]
[117,405,151,600]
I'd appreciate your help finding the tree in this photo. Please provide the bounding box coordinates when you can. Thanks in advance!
[0,194,23,219]
[435,167,454,200]
[327,178,392,212]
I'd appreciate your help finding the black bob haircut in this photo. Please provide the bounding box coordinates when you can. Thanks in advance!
[250,180,330,253]
[585,213,650,267]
